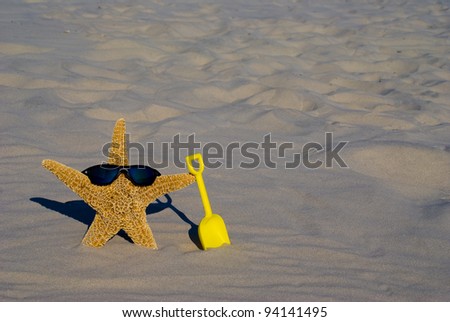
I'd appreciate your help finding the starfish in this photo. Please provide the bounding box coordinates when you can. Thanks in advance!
[42,118,195,249]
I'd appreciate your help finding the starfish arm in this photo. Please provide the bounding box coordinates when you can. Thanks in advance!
[123,211,158,249]
[108,118,128,166]
[141,173,196,204]
[82,213,120,247]
[42,159,101,207]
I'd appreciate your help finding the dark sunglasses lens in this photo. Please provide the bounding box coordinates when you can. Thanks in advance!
[128,166,161,186]
[82,164,119,185]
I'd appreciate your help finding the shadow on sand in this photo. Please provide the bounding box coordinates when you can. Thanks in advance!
[30,194,201,249]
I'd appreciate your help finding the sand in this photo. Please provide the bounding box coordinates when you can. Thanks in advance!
[1,0,449,301]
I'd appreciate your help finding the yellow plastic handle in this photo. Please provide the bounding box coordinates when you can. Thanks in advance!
[186,153,212,217]
[186,153,204,175]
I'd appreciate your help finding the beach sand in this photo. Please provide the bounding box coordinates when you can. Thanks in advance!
[1,0,449,301]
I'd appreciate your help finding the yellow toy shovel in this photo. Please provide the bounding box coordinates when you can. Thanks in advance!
[186,153,230,250]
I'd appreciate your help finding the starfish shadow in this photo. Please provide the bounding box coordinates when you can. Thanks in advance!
[30,195,201,249]
[30,197,133,243]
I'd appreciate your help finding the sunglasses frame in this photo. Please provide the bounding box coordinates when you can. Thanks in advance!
[82,164,161,186]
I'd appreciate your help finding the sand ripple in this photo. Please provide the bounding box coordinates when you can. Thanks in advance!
[1,0,450,301]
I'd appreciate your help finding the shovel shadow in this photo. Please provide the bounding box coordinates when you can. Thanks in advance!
[152,195,202,250]
[30,194,201,249]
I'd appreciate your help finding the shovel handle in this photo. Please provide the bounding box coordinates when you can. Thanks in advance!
[186,153,212,217]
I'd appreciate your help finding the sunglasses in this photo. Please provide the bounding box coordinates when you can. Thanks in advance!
[82,164,161,186]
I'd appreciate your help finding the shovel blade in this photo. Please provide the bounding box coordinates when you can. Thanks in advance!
[198,214,230,250]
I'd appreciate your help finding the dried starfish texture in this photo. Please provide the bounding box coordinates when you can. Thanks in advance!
[42,118,195,249]
[109,118,128,166]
